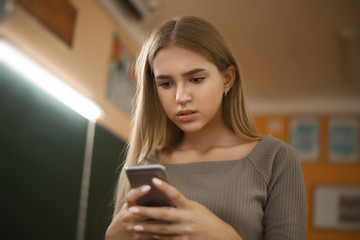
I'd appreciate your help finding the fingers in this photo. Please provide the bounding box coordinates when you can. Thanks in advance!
[128,232,158,240]
[124,178,191,237]
[152,178,187,208]
[126,185,151,207]
[130,220,193,237]
[128,205,183,223]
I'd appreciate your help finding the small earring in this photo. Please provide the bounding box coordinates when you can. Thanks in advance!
[223,91,228,97]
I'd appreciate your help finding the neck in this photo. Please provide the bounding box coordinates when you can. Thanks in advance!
[178,118,244,152]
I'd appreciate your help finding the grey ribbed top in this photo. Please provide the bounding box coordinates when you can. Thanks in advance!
[164,136,307,240]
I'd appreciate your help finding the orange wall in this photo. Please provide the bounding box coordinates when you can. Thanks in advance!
[254,115,360,240]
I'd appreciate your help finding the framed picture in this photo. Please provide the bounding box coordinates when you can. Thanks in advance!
[289,118,320,162]
[106,32,135,115]
[328,117,358,163]
[313,185,360,231]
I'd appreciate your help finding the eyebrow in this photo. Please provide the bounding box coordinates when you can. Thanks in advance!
[155,68,206,80]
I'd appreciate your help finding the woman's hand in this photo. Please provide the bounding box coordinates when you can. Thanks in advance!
[126,178,242,240]
[105,185,159,240]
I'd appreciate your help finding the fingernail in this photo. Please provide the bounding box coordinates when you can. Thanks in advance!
[133,225,144,231]
[152,178,162,186]
[128,207,139,213]
[141,185,151,192]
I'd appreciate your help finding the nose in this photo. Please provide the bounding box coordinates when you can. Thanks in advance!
[175,84,191,104]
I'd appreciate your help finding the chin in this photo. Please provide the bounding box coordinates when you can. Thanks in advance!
[177,124,203,134]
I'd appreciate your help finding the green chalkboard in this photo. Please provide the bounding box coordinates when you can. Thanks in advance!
[0,64,126,240]
[85,124,126,240]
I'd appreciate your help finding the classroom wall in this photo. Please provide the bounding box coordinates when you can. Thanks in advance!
[1,1,133,239]
[1,0,135,140]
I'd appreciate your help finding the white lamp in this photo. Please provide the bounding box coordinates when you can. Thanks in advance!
[0,39,104,121]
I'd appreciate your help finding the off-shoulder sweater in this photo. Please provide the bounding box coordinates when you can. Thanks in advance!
[164,136,307,240]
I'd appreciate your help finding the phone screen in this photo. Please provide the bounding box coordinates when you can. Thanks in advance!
[126,164,175,207]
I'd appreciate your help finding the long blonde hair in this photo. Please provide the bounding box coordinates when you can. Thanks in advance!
[113,16,261,215]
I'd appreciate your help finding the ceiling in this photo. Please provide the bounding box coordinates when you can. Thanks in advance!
[99,0,360,113]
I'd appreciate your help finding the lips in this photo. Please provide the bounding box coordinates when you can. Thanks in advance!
[176,110,197,121]
[177,110,195,116]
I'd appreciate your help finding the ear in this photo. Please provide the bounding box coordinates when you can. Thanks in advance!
[223,66,236,92]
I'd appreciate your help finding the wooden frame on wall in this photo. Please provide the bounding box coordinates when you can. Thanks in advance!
[17,0,77,46]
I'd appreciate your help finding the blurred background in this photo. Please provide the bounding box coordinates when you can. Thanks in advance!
[0,0,359,239]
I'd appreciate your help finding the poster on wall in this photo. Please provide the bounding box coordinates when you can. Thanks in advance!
[313,185,360,231]
[328,117,358,163]
[106,32,136,115]
[289,118,319,162]
[265,117,287,141]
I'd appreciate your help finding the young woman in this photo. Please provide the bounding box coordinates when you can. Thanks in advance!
[106,16,307,240]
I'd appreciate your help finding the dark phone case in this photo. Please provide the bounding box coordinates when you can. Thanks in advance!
[126,165,175,207]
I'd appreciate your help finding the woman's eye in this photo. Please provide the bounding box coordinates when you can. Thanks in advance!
[191,77,204,83]
[159,81,173,88]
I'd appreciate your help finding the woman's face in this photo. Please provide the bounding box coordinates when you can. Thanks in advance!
[152,45,230,134]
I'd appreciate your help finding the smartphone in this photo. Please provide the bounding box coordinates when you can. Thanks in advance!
[125,164,175,207]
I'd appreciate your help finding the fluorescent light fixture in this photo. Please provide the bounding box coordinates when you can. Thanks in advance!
[0,39,104,121]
